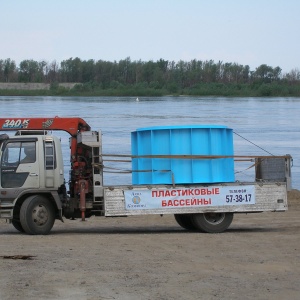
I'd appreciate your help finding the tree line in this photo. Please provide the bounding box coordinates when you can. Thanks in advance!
[0,57,300,96]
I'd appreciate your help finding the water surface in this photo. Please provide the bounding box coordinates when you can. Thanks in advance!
[1,96,299,189]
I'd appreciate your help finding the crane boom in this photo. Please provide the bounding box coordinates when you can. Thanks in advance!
[0,117,91,136]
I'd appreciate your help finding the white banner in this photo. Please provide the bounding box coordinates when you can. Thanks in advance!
[124,185,255,210]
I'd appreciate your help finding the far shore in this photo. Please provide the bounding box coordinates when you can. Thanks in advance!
[0,82,300,97]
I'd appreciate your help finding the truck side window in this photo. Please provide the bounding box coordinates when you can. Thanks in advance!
[1,141,36,166]
[2,142,21,166]
[20,142,36,164]
[1,141,36,188]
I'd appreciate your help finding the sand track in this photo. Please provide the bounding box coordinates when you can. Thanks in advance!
[0,190,299,300]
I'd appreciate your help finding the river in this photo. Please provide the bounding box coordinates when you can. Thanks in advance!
[0,96,299,189]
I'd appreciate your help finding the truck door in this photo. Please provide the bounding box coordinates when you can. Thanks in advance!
[0,139,39,189]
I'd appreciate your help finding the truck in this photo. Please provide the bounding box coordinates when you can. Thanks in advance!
[0,117,292,235]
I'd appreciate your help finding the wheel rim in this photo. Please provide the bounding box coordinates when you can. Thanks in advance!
[203,213,226,225]
[32,204,49,226]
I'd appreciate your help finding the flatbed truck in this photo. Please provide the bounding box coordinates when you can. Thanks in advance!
[0,117,292,234]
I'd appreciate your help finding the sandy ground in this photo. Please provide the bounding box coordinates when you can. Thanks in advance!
[0,82,76,90]
[0,190,300,300]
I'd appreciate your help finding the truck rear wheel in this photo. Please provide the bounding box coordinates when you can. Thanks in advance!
[20,195,55,235]
[174,214,196,230]
[191,213,233,233]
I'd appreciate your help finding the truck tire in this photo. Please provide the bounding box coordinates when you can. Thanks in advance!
[20,195,55,235]
[191,213,233,233]
[174,214,196,230]
[11,220,25,233]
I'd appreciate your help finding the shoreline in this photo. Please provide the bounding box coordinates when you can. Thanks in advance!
[1,82,300,97]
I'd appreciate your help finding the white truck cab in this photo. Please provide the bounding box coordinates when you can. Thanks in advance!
[0,133,65,233]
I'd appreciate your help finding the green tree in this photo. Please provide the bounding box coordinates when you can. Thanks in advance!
[46,60,59,83]
[60,57,82,82]
[81,59,95,82]
[284,68,300,83]
[272,66,282,81]
[1,59,17,82]
[254,64,275,82]
[18,59,40,82]
[242,65,250,83]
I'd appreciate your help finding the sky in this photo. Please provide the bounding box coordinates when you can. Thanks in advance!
[1,0,299,73]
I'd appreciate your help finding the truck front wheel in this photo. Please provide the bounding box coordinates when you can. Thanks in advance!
[11,220,25,233]
[191,213,233,233]
[20,195,55,235]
